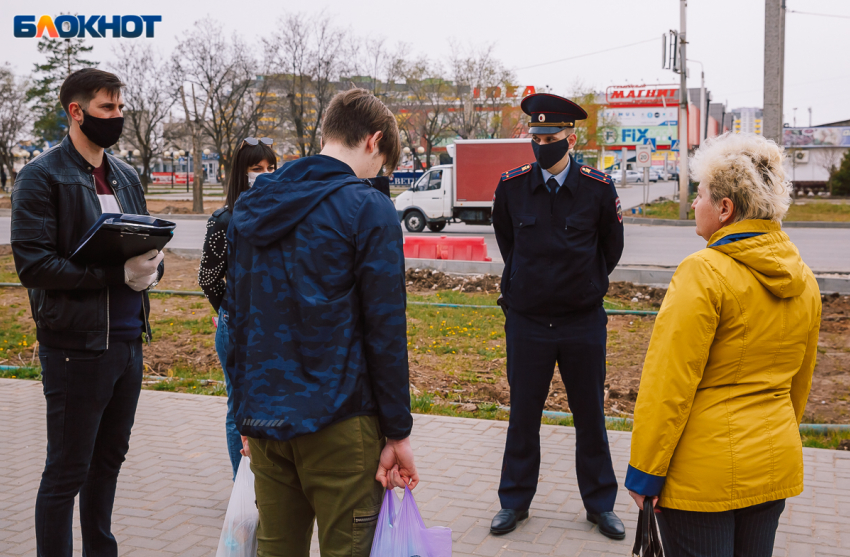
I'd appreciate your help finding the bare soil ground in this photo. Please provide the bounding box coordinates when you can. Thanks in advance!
[144,199,220,215]
[1,249,848,423]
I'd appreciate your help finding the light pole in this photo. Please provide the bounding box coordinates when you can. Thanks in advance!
[203,148,211,185]
[165,151,176,188]
[677,0,690,220]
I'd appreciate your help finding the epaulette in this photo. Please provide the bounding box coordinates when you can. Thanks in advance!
[580,165,613,184]
[501,163,533,181]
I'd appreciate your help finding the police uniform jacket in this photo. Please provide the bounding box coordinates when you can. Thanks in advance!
[492,156,624,317]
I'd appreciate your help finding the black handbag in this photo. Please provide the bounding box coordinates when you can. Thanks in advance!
[632,499,665,556]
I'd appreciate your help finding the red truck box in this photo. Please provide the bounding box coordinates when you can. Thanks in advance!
[453,140,535,206]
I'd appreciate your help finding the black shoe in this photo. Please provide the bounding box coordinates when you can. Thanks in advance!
[490,509,529,535]
[586,511,626,540]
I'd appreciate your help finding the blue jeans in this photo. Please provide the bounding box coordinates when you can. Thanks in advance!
[216,308,242,480]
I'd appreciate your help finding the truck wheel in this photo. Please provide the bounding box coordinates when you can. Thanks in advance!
[427,221,447,232]
[404,211,426,233]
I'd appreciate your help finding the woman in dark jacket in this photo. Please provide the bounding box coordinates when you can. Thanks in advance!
[199,138,276,479]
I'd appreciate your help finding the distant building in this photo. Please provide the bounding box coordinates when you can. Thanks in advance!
[782,118,850,192]
[732,107,763,135]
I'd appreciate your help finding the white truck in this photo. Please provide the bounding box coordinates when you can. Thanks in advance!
[393,139,534,232]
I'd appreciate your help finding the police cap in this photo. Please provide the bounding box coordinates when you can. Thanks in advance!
[521,93,588,135]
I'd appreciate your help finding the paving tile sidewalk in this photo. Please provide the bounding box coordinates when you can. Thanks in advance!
[0,378,848,556]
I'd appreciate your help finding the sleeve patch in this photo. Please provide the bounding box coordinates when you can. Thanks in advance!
[580,165,613,184]
[501,163,533,181]
[616,197,623,223]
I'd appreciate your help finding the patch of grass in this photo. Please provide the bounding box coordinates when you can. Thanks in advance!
[0,288,38,367]
[149,314,216,339]
[0,255,20,283]
[405,291,653,362]
[784,201,850,222]
[151,380,176,391]
[0,366,41,380]
[632,199,850,222]
[412,391,637,432]
[144,377,227,396]
[407,292,505,360]
[801,429,850,450]
[629,198,695,220]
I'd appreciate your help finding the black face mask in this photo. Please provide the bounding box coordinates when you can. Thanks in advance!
[79,111,124,148]
[531,137,570,170]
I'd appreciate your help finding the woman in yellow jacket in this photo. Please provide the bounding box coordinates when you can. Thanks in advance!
[625,133,822,557]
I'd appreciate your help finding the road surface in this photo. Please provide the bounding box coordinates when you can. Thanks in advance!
[2,180,848,273]
[2,215,847,273]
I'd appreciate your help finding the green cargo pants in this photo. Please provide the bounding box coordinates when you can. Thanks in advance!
[247,415,386,557]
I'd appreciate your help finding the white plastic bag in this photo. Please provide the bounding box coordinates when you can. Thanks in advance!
[216,455,259,557]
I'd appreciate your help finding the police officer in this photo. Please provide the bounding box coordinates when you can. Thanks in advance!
[489,93,626,540]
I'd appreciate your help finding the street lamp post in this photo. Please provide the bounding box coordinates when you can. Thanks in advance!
[178,150,188,193]
[164,151,174,188]
[203,149,211,186]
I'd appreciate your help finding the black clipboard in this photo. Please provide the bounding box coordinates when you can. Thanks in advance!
[70,213,176,265]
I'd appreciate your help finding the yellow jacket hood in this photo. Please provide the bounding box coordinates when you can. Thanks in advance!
[707,220,806,299]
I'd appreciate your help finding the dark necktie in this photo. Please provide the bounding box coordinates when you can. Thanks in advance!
[547,176,559,207]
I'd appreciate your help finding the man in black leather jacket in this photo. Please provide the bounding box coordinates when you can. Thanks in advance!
[10,69,164,557]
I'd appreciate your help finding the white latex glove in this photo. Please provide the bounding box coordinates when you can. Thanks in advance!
[127,270,159,292]
[125,249,163,291]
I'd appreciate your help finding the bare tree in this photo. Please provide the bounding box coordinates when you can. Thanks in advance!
[110,44,175,193]
[349,37,406,97]
[178,84,209,213]
[814,148,842,193]
[0,65,31,188]
[565,81,616,166]
[395,59,454,170]
[264,13,351,158]
[173,17,270,194]
[448,43,515,139]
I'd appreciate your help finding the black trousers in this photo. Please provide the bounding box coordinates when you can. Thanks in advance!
[656,499,786,557]
[36,339,143,557]
[498,306,618,514]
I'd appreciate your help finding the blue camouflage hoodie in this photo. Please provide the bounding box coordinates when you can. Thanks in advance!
[225,154,412,441]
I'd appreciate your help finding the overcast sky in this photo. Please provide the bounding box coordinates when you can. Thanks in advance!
[2,0,848,126]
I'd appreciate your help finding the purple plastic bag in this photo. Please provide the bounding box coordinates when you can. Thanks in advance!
[370,486,452,557]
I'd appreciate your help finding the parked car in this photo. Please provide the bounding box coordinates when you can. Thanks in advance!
[647,168,662,182]
[611,170,644,184]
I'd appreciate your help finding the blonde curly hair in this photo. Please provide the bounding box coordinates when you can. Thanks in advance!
[690,132,792,222]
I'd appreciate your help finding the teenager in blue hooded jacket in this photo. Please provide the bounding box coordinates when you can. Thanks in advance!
[224,89,417,556]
